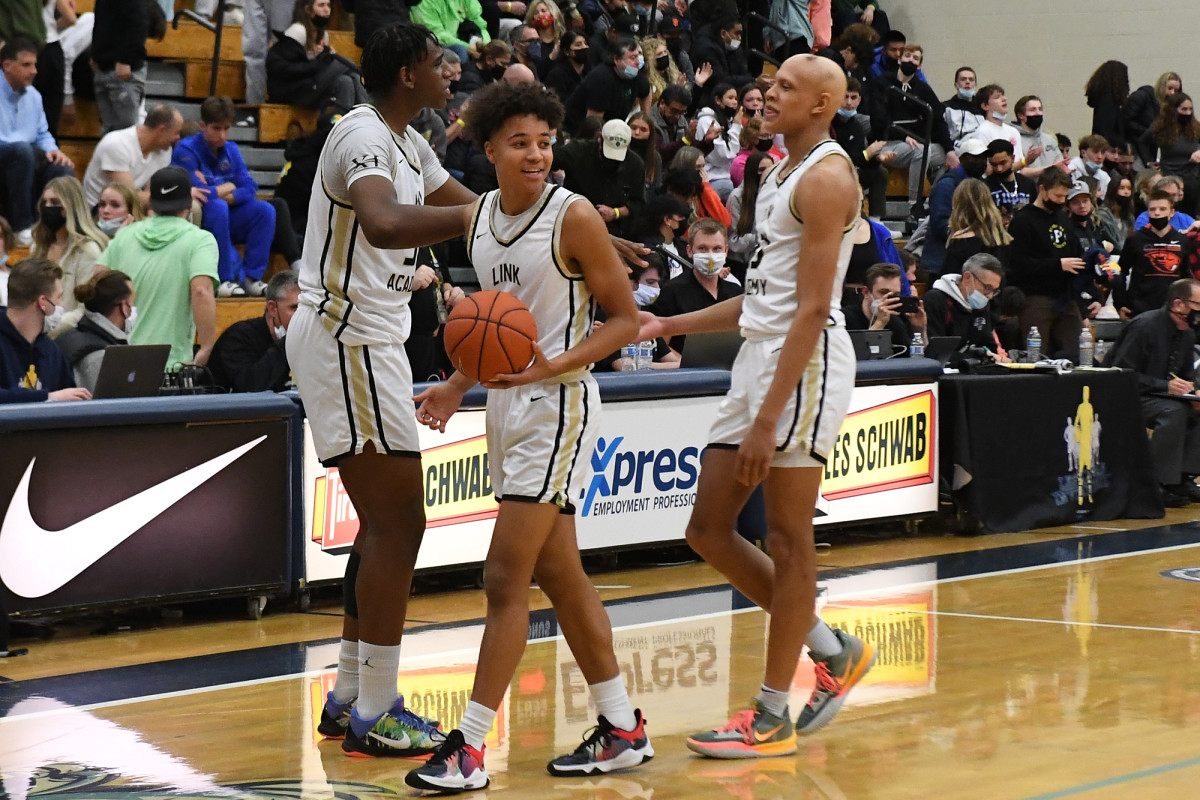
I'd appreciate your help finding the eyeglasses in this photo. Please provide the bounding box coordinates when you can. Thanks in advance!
[971,276,1001,297]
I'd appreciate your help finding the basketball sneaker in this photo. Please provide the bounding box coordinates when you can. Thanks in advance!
[685,700,796,759]
[547,710,654,776]
[318,692,352,739]
[404,729,489,792]
[342,697,445,758]
[795,628,877,735]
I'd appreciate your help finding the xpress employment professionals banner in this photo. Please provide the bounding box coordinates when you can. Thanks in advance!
[301,384,938,580]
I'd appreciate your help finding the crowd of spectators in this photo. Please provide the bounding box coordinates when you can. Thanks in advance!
[5,0,1200,502]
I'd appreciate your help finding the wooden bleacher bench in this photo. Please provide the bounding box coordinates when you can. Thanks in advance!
[213,297,265,341]
[175,59,246,101]
[886,169,932,199]
[256,104,319,143]
[59,98,102,139]
[146,22,361,66]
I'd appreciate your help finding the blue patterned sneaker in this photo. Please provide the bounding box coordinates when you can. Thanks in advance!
[404,729,490,792]
[318,692,352,739]
[547,710,654,776]
[342,696,445,758]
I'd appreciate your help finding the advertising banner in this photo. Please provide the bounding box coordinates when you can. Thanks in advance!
[302,384,938,582]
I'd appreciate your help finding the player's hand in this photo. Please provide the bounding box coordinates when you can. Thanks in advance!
[635,310,666,342]
[487,342,555,388]
[610,235,649,269]
[443,283,465,308]
[415,381,467,432]
[412,265,438,291]
[735,419,775,486]
[1169,377,1194,396]
[48,387,91,401]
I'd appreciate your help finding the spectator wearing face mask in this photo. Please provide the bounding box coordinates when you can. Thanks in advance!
[564,37,650,134]
[649,218,740,355]
[1068,134,1112,200]
[1115,190,1197,319]
[689,15,753,91]
[506,23,548,76]
[544,30,591,104]
[942,66,982,151]
[54,269,137,394]
[695,81,742,202]
[923,253,1005,354]
[0,257,90,402]
[920,137,989,278]
[984,139,1036,217]
[972,84,1024,164]
[458,40,511,96]
[1126,72,1183,167]
[1014,95,1064,178]
[1143,93,1200,218]
[30,176,109,336]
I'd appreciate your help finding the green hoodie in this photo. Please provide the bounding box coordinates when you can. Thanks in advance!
[98,216,219,368]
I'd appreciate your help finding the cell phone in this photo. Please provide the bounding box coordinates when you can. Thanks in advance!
[898,295,921,314]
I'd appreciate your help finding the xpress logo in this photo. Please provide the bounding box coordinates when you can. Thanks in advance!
[580,437,701,517]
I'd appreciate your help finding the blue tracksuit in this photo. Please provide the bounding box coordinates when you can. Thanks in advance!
[172,132,275,283]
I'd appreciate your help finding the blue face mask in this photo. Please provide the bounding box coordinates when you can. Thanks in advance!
[525,41,542,60]
[0,254,7,269]
[836,107,857,119]
[637,53,645,70]
[958,87,975,100]
[621,64,639,80]
[990,110,1006,121]
[968,289,990,310]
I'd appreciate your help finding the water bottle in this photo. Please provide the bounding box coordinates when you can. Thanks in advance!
[1078,326,1094,367]
[1027,326,1042,362]
[637,340,654,369]
[621,342,638,370]
[910,332,924,358]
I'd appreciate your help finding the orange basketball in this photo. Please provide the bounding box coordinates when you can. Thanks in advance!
[444,290,538,383]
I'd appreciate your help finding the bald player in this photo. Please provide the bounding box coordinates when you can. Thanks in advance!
[636,55,878,758]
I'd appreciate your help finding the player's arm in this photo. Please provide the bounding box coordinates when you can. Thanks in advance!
[348,175,471,249]
[426,175,478,206]
[738,156,858,486]
[635,295,743,343]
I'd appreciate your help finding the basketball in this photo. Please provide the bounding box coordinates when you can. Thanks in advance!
[444,290,539,383]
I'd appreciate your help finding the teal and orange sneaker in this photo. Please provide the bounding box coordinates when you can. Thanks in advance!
[796,628,877,735]
[547,710,654,776]
[404,729,490,792]
[342,697,444,758]
[686,700,797,759]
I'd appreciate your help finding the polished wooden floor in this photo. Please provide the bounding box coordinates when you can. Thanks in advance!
[3,511,1200,800]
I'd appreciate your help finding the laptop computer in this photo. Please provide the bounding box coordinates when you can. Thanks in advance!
[92,344,171,399]
[679,330,744,369]
[924,335,964,365]
[848,330,892,360]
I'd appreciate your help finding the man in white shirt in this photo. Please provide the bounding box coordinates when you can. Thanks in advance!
[1068,134,1111,198]
[82,103,183,208]
[973,84,1024,164]
[942,66,981,150]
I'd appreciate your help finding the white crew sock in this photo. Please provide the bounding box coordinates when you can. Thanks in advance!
[332,639,359,704]
[355,641,401,720]
[459,700,496,751]
[589,675,637,731]
[756,683,790,717]
[806,619,844,661]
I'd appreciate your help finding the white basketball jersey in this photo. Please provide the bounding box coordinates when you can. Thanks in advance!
[740,140,858,340]
[298,105,449,346]
[466,184,594,363]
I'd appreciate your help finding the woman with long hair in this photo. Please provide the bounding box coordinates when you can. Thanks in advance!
[31,176,108,335]
[1085,60,1130,149]
[1145,92,1200,216]
[94,181,145,238]
[543,31,589,104]
[1125,70,1182,164]
[639,36,683,104]
[725,151,775,274]
[943,177,1013,275]
[266,0,367,110]
[694,81,742,202]
[669,146,732,228]
[627,111,661,190]
[525,0,566,52]
[1098,175,1135,250]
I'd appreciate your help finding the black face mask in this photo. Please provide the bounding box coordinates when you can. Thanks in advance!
[629,138,649,155]
[489,64,506,81]
[994,168,1013,181]
[1149,215,1171,231]
[1190,309,1200,331]
[448,79,460,94]
[755,138,772,152]
[899,61,918,77]
[570,48,588,63]
[1072,212,1091,224]
[40,205,66,232]
[882,55,899,71]
[311,14,331,28]
[1024,114,1043,130]
[1180,113,1194,128]
[1042,198,1065,213]
[655,55,670,72]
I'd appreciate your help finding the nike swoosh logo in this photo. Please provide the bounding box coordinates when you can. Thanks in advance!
[530,395,547,403]
[369,730,411,749]
[159,186,174,195]
[754,724,785,743]
[0,436,267,598]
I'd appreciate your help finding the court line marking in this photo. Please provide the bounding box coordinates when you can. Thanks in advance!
[1069,525,1126,531]
[5,540,1199,725]
[822,605,1200,636]
[1023,754,1200,799]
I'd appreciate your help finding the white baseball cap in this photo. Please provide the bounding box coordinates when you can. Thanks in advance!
[955,137,988,157]
[601,119,632,161]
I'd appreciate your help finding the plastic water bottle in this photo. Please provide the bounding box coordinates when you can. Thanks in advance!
[637,340,655,369]
[1027,326,1042,362]
[1078,327,1094,367]
[621,342,638,370]
[910,332,924,358]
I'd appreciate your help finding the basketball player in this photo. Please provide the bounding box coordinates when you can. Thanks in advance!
[288,24,478,757]
[405,82,648,792]
[635,55,877,758]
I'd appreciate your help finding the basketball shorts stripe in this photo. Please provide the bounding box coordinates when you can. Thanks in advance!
[486,374,600,512]
[707,329,854,468]
[288,305,420,466]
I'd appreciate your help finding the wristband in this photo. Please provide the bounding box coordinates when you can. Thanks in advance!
[682,136,691,145]
[614,208,620,219]
[456,118,466,128]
